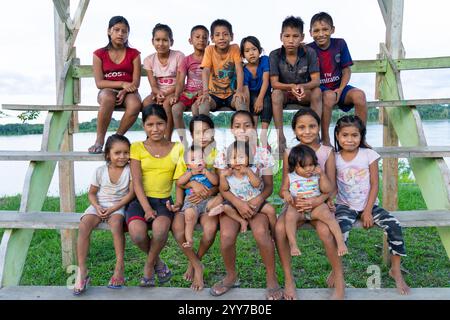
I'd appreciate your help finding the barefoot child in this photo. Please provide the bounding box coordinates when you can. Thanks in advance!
[74,134,135,295]
[171,25,209,145]
[275,108,345,300]
[217,140,276,234]
[334,115,410,295]
[177,145,219,248]
[281,144,347,257]
[143,23,185,140]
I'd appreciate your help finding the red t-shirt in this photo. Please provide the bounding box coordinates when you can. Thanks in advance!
[93,47,140,83]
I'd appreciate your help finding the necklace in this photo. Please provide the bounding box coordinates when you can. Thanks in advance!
[144,142,161,158]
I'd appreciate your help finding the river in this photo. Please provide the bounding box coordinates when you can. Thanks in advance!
[0,120,449,197]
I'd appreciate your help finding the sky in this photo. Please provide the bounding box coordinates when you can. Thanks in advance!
[0,0,449,124]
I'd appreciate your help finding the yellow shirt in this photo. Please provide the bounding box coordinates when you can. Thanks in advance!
[130,141,186,198]
[205,146,218,170]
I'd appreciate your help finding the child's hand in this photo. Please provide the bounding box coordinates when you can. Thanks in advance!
[156,92,166,104]
[285,193,295,207]
[313,166,322,175]
[333,88,343,103]
[102,207,117,218]
[166,200,181,213]
[199,92,211,104]
[116,90,127,105]
[253,97,264,114]
[326,198,336,213]
[144,209,156,221]
[122,82,137,92]
[291,84,305,101]
[170,94,179,105]
[221,168,233,177]
[361,210,374,229]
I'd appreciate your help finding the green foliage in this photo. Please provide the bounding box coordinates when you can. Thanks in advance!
[17,111,40,123]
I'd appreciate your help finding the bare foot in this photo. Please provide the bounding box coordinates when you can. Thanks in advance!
[337,243,348,256]
[326,271,335,288]
[182,241,193,248]
[290,245,301,256]
[208,204,224,216]
[183,263,194,282]
[389,269,411,295]
[191,263,205,292]
[283,281,298,300]
[112,265,124,283]
[240,220,248,233]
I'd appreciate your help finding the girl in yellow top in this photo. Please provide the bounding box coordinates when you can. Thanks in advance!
[172,114,221,291]
[126,104,186,287]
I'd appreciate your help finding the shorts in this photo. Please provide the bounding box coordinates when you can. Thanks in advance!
[320,84,356,112]
[81,205,125,221]
[223,199,268,213]
[249,91,272,123]
[210,94,234,110]
[181,197,210,215]
[97,88,141,108]
[125,196,174,225]
[179,91,200,108]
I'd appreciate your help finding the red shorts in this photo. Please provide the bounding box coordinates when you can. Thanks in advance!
[179,91,200,108]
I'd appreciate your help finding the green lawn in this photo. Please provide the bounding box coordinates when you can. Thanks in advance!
[0,174,449,289]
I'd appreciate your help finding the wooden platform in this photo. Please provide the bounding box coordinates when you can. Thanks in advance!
[1,147,450,162]
[0,286,448,300]
[1,210,449,230]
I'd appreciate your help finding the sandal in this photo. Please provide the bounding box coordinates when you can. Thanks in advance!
[155,261,172,284]
[139,274,156,288]
[265,286,284,300]
[73,275,90,296]
[107,276,125,289]
[88,143,103,154]
[209,278,240,297]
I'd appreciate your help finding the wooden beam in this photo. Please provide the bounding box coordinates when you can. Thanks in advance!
[1,210,449,230]
[396,56,450,70]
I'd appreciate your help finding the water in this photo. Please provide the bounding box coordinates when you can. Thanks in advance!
[0,120,449,197]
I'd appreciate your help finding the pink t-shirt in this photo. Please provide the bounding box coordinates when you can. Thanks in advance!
[335,148,380,211]
[143,50,185,93]
[179,54,203,93]
[315,144,333,171]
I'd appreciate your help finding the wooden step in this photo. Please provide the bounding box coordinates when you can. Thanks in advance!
[1,210,449,231]
[0,286,448,300]
[3,98,450,111]
[1,147,450,162]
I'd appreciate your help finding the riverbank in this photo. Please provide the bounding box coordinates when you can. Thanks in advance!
[1,104,448,136]
[1,179,449,289]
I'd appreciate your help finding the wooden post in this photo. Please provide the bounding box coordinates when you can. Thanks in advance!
[378,0,450,261]
[55,0,78,269]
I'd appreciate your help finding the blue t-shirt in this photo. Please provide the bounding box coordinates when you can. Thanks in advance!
[243,55,271,92]
[307,38,353,90]
[185,171,213,196]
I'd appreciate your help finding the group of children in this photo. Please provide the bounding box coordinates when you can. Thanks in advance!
[74,12,410,300]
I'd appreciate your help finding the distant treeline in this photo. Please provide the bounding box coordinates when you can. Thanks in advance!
[0,104,448,136]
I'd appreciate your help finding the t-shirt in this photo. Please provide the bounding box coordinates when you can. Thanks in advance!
[185,171,214,196]
[316,144,333,171]
[143,50,185,93]
[307,38,353,90]
[288,172,321,198]
[130,141,186,198]
[243,55,271,92]
[201,44,242,99]
[93,47,140,83]
[335,148,380,211]
[269,46,319,84]
[86,164,131,214]
[179,54,203,93]
[226,167,262,201]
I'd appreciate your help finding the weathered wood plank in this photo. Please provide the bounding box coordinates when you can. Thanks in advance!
[2,147,450,162]
[0,286,449,300]
[396,56,450,71]
[5,98,449,112]
[1,210,449,230]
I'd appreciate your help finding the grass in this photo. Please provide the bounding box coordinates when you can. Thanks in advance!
[0,170,449,290]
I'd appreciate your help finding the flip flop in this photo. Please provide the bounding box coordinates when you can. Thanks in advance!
[139,274,156,288]
[107,276,125,289]
[209,278,240,297]
[155,262,172,284]
[265,286,284,300]
[88,143,103,154]
[73,275,90,296]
